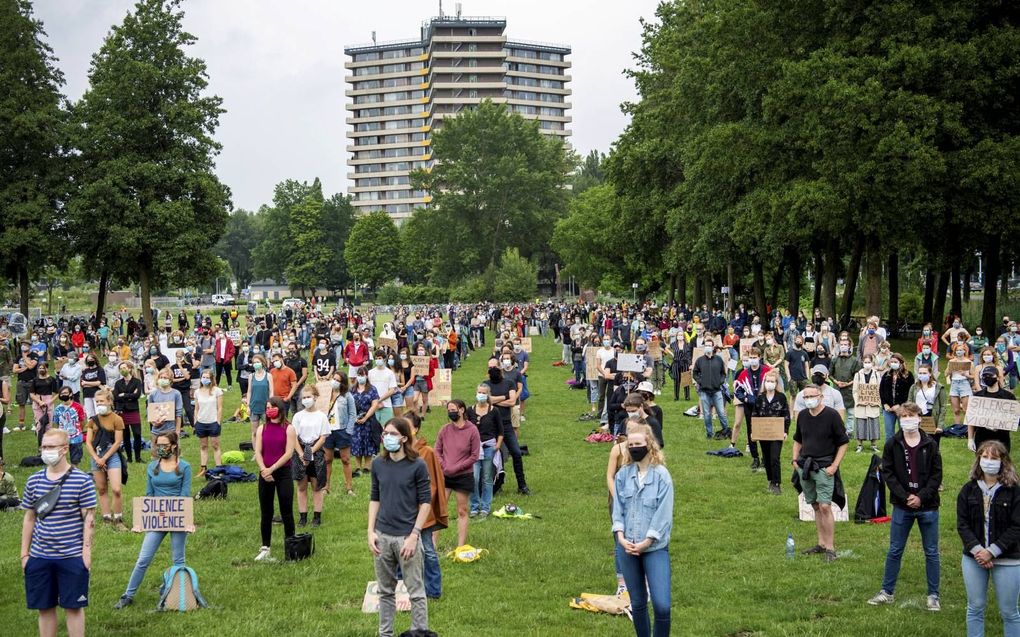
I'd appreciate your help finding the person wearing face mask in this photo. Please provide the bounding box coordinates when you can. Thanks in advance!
[792,384,849,563]
[908,363,947,443]
[974,346,1006,394]
[852,355,883,453]
[147,369,183,448]
[498,351,527,436]
[29,364,60,445]
[368,417,432,636]
[830,340,862,435]
[916,323,940,356]
[368,349,399,426]
[351,367,382,476]
[344,332,370,378]
[596,337,618,427]
[235,341,255,400]
[785,337,812,394]
[945,343,977,427]
[665,327,693,403]
[313,337,337,384]
[193,370,224,474]
[941,318,970,351]
[113,432,192,610]
[969,327,990,361]
[269,353,298,417]
[291,386,330,528]
[325,371,357,495]
[102,353,121,391]
[213,330,235,388]
[253,397,298,562]
[996,337,1019,391]
[913,342,940,377]
[393,348,416,418]
[78,354,106,420]
[512,338,532,422]
[467,385,502,518]
[858,320,886,362]
[284,344,308,415]
[52,387,87,467]
[612,424,674,637]
[957,441,1020,635]
[86,389,126,529]
[879,354,914,442]
[752,370,790,495]
[412,345,438,419]
[113,362,143,463]
[693,339,730,440]
[969,368,1018,454]
[484,357,530,495]
[620,393,663,448]
[245,354,273,442]
[20,428,97,637]
[169,349,196,431]
[729,348,770,470]
[867,402,943,611]
[435,400,480,549]
[809,344,832,373]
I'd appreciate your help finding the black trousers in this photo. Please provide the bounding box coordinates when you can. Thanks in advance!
[761,440,783,485]
[501,423,528,490]
[121,420,143,459]
[744,405,760,460]
[672,375,690,401]
[238,377,249,399]
[216,360,233,386]
[259,466,295,547]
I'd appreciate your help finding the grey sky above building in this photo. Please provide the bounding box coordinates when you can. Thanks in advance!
[33,0,660,212]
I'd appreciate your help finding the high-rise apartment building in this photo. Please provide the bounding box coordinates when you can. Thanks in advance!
[344,14,572,221]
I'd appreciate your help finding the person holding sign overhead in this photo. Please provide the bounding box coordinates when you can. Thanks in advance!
[969,368,1018,453]
[113,432,192,610]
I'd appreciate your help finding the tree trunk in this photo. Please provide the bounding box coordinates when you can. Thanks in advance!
[678,273,687,307]
[751,259,767,316]
[887,251,899,335]
[865,243,882,317]
[704,275,714,310]
[140,265,152,337]
[1001,253,1011,302]
[666,272,676,305]
[96,269,109,320]
[786,247,801,317]
[822,243,838,320]
[692,274,702,308]
[726,261,734,314]
[812,250,823,313]
[963,266,973,303]
[17,260,29,315]
[922,266,936,324]
[982,235,1001,336]
[769,261,785,310]
[840,236,864,330]
[932,271,949,330]
[950,258,962,319]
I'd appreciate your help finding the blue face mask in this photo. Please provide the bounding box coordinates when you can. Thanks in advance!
[383,434,402,452]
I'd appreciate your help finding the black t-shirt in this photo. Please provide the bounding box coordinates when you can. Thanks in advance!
[467,405,502,442]
[483,378,515,425]
[793,406,849,459]
[152,354,170,371]
[285,356,307,385]
[31,376,60,396]
[80,366,106,398]
[17,351,38,382]
[170,363,191,392]
[973,388,1018,452]
[786,349,811,381]
[312,351,335,378]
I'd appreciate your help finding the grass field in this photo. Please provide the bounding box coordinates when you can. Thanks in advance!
[0,326,1004,636]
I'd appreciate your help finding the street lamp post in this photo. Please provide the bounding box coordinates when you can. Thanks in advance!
[632,282,638,303]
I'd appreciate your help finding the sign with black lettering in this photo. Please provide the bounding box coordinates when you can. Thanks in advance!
[132,497,194,533]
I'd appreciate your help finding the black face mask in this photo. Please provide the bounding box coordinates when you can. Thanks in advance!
[629,446,649,462]
[488,368,502,383]
[812,372,827,386]
[447,410,460,422]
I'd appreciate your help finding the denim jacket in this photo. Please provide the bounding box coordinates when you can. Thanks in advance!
[612,463,674,552]
[330,392,357,436]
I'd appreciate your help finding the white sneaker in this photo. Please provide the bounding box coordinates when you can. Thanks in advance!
[926,595,941,612]
[254,546,271,562]
[2,427,9,434]
[654,390,661,396]
[520,416,526,422]
[856,445,862,453]
[867,590,895,605]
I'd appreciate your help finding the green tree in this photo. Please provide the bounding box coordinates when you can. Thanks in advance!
[492,248,538,302]
[214,208,261,291]
[285,179,329,296]
[251,179,313,281]
[411,100,573,284]
[321,193,356,294]
[0,0,68,316]
[68,0,230,326]
[569,149,606,196]
[397,208,438,284]
[551,183,619,289]
[344,211,399,289]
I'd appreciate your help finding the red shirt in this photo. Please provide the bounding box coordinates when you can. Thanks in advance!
[344,341,369,367]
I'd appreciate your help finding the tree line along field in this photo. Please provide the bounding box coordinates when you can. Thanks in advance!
[0,325,994,636]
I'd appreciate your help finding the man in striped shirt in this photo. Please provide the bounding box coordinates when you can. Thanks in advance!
[21,428,97,637]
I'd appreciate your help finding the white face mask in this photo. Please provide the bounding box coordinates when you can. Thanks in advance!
[980,458,1002,476]
[900,417,920,433]
[375,358,384,367]
[804,397,820,410]
[41,450,63,466]
[96,405,111,416]
[889,362,901,370]
[764,381,777,391]
[863,362,873,370]
[984,355,994,363]
[301,397,314,408]
[273,360,282,369]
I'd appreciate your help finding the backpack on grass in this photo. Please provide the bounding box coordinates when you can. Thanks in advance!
[159,565,208,611]
[196,478,227,500]
[285,533,314,561]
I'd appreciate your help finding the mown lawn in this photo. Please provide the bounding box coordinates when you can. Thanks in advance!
[0,326,992,636]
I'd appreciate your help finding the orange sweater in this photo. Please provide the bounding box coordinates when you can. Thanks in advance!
[412,436,449,530]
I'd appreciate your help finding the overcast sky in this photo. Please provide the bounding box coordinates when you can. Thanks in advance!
[33,0,660,211]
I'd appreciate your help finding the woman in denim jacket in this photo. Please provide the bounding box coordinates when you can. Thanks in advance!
[612,424,674,637]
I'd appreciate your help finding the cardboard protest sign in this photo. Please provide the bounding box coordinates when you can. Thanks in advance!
[750,417,786,441]
[798,493,848,522]
[616,353,646,373]
[740,338,757,360]
[411,356,430,377]
[147,401,175,424]
[429,369,452,406]
[362,580,411,614]
[920,416,938,434]
[314,381,333,414]
[965,397,1020,432]
[227,330,241,343]
[529,326,540,336]
[855,383,881,407]
[378,336,398,352]
[132,497,194,533]
[680,371,692,388]
[726,358,738,371]
[946,360,972,376]
[648,340,663,361]
[520,337,532,353]
[585,349,600,380]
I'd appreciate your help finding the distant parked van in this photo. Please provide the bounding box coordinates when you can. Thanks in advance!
[211,294,235,306]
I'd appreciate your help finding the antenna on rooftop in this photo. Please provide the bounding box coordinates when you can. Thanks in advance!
[371,30,376,44]
[439,0,444,18]
[456,3,462,18]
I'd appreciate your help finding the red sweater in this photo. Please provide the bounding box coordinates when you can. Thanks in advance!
[434,421,481,477]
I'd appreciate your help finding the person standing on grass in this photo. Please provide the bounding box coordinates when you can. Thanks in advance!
[467,384,502,518]
[254,397,298,562]
[792,383,849,563]
[368,350,399,426]
[969,368,1018,454]
[957,441,1020,636]
[368,417,432,637]
[753,369,790,496]
[868,402,943,611]
[113,432,192,610]
[351,366,382,477]
[292,385,330,528]
[21,428,97,637]
[484,357,531,495]
[193,370,224,475]
[407,412,447,600]
[612,424,674,637]
[245,355,273,442]
[880,354,913,442]
[325,370,357,495]
[85,389,126,530]
[692,337,729,440]
[113,362,143,463]
[435,399,480,549]
[269,352,297,417]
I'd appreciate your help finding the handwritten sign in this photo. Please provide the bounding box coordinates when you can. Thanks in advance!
[378,336,398,352]
[648,340,662,361]
[227,330,241,343]
[586,349,600,380]
[616,353,646,373]
[965,397,1020,432]
[314,381,333,414]
[855,383,880,407]
[411,356,430,377]
[429,369,453,406]
[132,497,194,533]
[740,338,757,360]
[147,401,174,424]
[362,580,410,614]
[920,416,937,434]
[750,417,786,441]
[947,360,972,376]
[680,371,692,388]
[519,337,532,353]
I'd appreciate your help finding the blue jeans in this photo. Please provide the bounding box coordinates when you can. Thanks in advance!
[881,507,940,596]
[883,410,899,442]
[123,531,187,599]
[420,527,442,599]
[962,555,1020,637]
[471,445,496,514]
[616,543,671,637]
[698,390,729,436]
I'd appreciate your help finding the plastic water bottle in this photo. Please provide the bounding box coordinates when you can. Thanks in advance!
[786,532,795,560]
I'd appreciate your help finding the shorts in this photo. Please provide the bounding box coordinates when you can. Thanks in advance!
[325,430,352,450]
[16,379,32,406]
[950,378,973,398]
[292,448,327,489]
[375,407,394,426]
[195,422,221,438]
[24,556,90,609]
[390,391,405,408]
[68,443,83,466]
[90,449,123,472]
[444,471,475,494]
[414,379,429,393]
[798,467,835,505]
[150,421,176,437]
